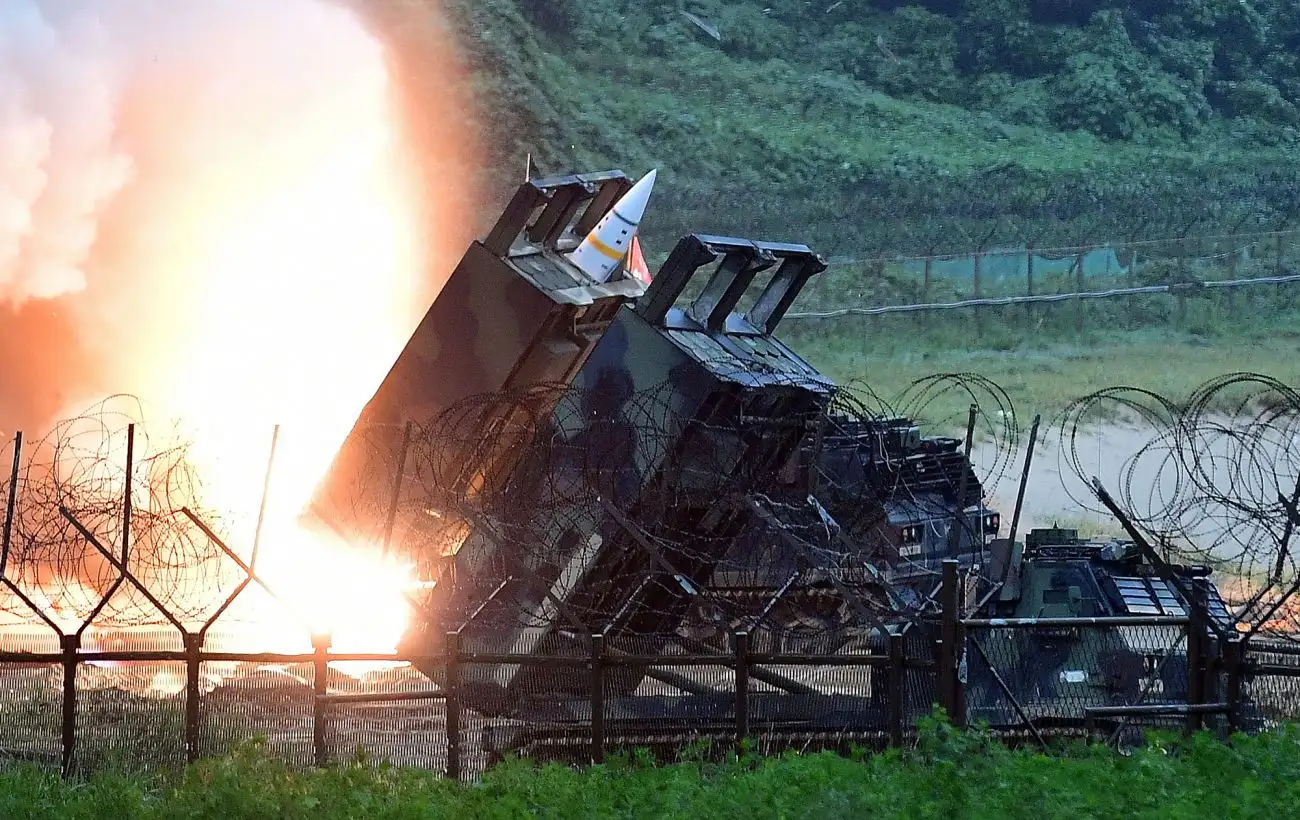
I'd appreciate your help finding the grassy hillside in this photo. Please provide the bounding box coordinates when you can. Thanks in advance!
[357,0,1300,414]
[438,0,1300,259]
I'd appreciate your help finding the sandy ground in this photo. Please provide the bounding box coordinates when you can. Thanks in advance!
[973,421,1166,534]
[972,417,1297,573]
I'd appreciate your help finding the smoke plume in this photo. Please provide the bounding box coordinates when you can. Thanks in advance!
[0,2,132,304]
[0,0,480,445]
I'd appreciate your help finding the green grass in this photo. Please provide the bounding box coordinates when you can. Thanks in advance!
[365,0,1300,433]
[430,0,1300,259]
[9,720,1300,818]
[781,302,1300,429]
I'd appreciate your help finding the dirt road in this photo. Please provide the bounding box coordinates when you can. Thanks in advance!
[973,417,1297,572]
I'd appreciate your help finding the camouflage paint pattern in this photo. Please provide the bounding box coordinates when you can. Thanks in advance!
[965,528,1234,727]
[449,235,838,706]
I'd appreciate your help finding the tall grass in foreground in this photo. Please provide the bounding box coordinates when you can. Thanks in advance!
[3,716,1300,819]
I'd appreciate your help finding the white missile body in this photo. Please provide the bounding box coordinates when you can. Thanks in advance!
[567,168,657,283]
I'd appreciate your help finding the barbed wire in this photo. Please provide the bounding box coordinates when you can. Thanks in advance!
[0,373,1016,647]
[10,372,1298,650]
[1054,373,1300,640]
[0,395,237,626]
[356,370,1022,651]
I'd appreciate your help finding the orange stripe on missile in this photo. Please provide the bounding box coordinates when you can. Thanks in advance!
[587,234,626,261]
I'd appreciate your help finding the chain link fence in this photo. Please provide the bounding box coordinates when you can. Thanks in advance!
[780,229,1300,348]
[0,579,1291,778]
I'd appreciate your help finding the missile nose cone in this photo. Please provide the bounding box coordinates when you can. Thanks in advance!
[617,168,657,224]
[566,169,661,284]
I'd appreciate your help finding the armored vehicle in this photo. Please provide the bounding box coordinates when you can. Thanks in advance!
[812,414,999,591]
[966,526,1239,731]
[697,411,1002,650]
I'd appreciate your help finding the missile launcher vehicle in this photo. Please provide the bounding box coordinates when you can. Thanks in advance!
[687,410,1001,651]
[308,164,1272,762]
[310,167,1010,753]
[441,233,839,706]
[308,170,652,557]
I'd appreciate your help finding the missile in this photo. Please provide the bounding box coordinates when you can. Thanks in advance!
[567,168,657,283]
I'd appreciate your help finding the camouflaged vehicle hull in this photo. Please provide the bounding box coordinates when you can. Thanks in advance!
[447,235,841,710]
[965,528,1255,731]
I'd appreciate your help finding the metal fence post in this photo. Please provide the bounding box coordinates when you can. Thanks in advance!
[888,631,904,747]
[940,560,964,726]
[312,633,331,767]
[734,631,750,756]
[1226,247,1238,316]
[1025,245,1036,329]
[922,255,933,320]
[184,633,202,763]
[1225,636,1242,735]
[1176,250,1189,328]
[1074,250,1086,333]
[445,631,461,781]
[955,622,967,727]
[60,634,78,777]
[1186,588,1206,735]
[1277,231,1288,306]
[590,633,605,764]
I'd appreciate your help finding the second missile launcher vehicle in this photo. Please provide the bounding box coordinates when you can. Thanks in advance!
[965,526,1252,732]
[694,411,1002,650]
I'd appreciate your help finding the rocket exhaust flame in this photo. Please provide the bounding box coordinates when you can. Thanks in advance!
[0,0,479,684]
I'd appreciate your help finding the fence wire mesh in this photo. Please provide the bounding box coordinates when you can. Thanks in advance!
[782,229,1300,350]
[0,665,60,768]
[965,622,1190,730]
[0,362,1297,778]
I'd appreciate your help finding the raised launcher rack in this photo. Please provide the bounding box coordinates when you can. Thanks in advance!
[443,234,841,716]
[306,170,650,549]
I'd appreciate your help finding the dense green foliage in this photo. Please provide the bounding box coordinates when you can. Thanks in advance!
[535,0,1300,144]
[11,719,1300,818]
[438,0,1300,257]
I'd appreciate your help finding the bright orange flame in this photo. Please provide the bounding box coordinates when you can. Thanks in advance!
[22,1,479,671]
[132,27,424,666]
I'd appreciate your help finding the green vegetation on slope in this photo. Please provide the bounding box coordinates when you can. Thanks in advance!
[440,0,1300,258]
[353,0,1300,412]
[11,722,1300,818]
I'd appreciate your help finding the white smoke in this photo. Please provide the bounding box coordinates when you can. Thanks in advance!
[0,1,133,304]
[0,0,469,433]
[0,0,483,444]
